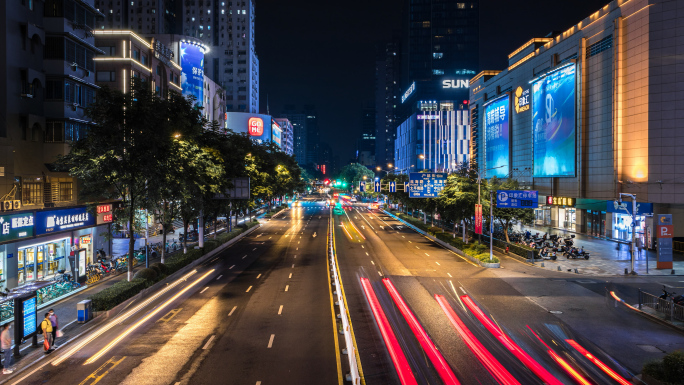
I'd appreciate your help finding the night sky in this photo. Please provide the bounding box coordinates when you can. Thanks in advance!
[256,0,607,169]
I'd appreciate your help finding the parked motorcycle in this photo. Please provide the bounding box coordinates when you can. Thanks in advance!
[539,247,557,260]
[564,246,590,260]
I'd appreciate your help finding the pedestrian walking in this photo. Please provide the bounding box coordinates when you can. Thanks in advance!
[1,324,13,374]
[40,313,53,353]
[48,309,58,347]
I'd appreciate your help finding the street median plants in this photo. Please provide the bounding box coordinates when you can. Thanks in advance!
[89,224,259,311]
[642,350,684,385]
[435,233,500,264]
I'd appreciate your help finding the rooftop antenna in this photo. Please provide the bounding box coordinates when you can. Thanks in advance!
[266,94,270,115]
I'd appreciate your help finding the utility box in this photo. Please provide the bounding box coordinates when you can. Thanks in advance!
[77,300,92,323]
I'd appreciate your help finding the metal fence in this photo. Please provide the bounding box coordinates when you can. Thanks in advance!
[639,289,684,322]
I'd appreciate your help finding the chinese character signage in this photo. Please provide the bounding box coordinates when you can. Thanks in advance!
[35,207,95,235]
[546,196,575,207]
[657,214,673,269]
[0,212,34,243]
[514,86,530,113]
[96,204,113,225]
[475,204,483,234]
[409,173,447,198]
[180,41,205,107]
[532,64,576,177]
[496,190,539,209]
[484,95,510,178]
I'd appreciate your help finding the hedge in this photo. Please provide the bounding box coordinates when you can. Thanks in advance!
[90,278,150,311]
[89,222,260,311]
[433,233,501,264]
[643,351,684,385]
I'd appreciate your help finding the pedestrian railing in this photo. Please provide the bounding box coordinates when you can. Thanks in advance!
[638,289,684,322]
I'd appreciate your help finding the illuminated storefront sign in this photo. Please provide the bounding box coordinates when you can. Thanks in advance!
[401,82,416,103]
[35,207,95,235]
[514,86,530,113]
[180,41,205,106]
[546,196,575,207]
[442,79,470,89]
[96,204,113,225]
[248,117,264,136]
[484,95,509,178]
[0,212,34,243]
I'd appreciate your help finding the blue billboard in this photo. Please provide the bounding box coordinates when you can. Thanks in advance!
[180,42,205,106]
[35,207,95,235]
[409,173,447,198]
[484,95,510,178]
[532,64,576,177]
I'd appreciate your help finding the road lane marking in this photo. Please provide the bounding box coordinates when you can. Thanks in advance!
[435,262,440,266]
[246,286,253,292]
[296,247,299,250]
[202,335,216,350]
[416,246,420,249]
[361,245,364,248]
[278,305,283,315]
[243,255,247,259]
[289,273,292,278]
[158,308,183,323]
[425,253,430,256]
[216,275,223,280]
[365,252,369,256]
[256,274,261,279]
[378,271,383,276]
[292,264,295,268]
[256,382,261,385]
[285,285,289,292]
[79,356,127,385]
[371,261,375,265]
[447,273,452,278]
[408,241,412,243]
[230,265,235,269]
[229,306,237,316]
[269,237,272,239]
[252,248,257,251]
[268,334,275,348]
[200,287,209,294]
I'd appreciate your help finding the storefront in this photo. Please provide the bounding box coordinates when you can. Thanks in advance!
[536,196,577,230]
[605,201,653,243]
[0,206,111,289]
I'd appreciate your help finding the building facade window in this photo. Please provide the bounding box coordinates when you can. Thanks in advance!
[22,182,42,205]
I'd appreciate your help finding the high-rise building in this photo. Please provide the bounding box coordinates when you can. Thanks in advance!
[304,105,319,167]
[374,38,401,168]
[402,0,479,85]
[94,0,259,113]
[357,106,376,167]
[274,118,294,156]
[280,106,307,167]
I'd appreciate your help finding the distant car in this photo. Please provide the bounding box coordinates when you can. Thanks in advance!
[350,197,357,202]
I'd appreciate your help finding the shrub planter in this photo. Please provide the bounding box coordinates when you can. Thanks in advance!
[480,262,501,268]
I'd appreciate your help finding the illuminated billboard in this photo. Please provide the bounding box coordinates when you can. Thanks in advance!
[271,120,282,148]
[484,95,510,178]
[248,117,264,136]
[180,41,204,106]
[532,64,576,177]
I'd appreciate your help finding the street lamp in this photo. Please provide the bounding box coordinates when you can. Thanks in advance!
[418,154,425,171]
[475,165,505,261]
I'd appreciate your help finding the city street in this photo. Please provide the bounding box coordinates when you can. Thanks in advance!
[335,203,684,384]
[3,199,338,385]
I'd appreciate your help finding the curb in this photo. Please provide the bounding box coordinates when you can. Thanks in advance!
[94,224,261,320]
[382,210,498,268]
[609,290,684,334]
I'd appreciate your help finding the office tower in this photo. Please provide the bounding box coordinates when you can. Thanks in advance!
[374,38,401,168]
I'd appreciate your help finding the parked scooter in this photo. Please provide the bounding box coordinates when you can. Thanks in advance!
[564,246,590,260]
[660,286,684,306]
[539,247,557,260]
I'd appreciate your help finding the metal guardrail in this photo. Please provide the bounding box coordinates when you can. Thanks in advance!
[328,211,361,384]
[638,289,684,322]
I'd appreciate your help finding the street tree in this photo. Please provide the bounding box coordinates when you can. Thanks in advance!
[339,163,375,192]
[436,163,486,242]
[58,81,177,281]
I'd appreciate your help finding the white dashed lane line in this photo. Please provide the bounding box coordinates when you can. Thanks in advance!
[246,286,253,292]
[285,285,289,292]
[229,306,237,316]
[278,305,283,315]
[200,287,209,294]
[267,334,275,348]
[256,274,261,279]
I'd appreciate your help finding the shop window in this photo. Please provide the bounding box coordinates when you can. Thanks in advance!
[59,181,73,201]
[22,182,42,205]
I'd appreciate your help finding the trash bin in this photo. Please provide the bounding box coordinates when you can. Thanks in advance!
[77,300,92,323]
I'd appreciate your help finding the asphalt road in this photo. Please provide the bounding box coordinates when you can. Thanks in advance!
[334,203,684,385]
[5,198,339,385]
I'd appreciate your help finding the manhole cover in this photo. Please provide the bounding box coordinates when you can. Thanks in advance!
[549,311,563,314]
[638,345,664,353]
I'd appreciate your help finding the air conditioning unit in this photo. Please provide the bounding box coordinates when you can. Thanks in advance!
[72,102,79,111]
[71,62,78,71]
[13,201,21,210]
[3,201,12,211]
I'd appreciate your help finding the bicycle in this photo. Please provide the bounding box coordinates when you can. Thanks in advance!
[86,266,102,285]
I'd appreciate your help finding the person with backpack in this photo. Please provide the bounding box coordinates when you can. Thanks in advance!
[48,309,59,347]
[41,313,53,353]
[1,324,12,374]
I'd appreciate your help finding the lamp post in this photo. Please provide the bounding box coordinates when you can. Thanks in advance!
[376,164,395,208]
[418,154,425,171]
[475,165,505,261]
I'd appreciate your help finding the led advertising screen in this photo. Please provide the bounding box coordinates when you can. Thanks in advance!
[22,296,37,338]
[272,121,282,148]
[484,94,510,178]
[180,42,204,106]
[532,65,576,177]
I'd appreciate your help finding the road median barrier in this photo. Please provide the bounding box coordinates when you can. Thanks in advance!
[329,210,363,384]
